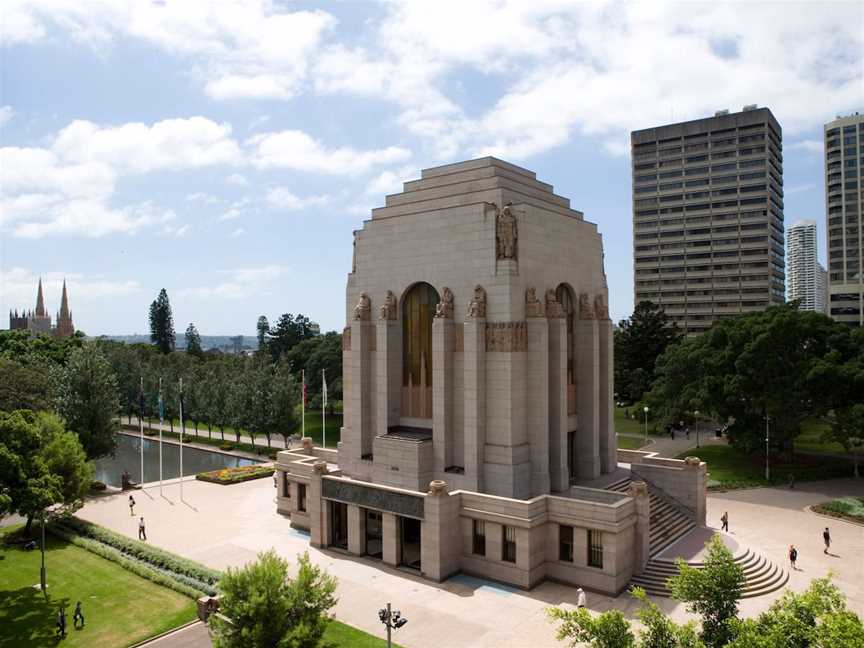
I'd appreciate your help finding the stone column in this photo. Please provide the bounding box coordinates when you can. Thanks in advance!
[351,319,375,459]
[308,461,329,549]
[432,318,454,473]
[684,457,708,526]
[377,317,400,438]
[382,512,401,567]
[629,481,650,576]
[463,319,486,492]
[420,481,460,581]
[347,504,365,556]
[576,307,600,480]
[527,316,550,496]
[598,317,616,474]
[548,316,569,491]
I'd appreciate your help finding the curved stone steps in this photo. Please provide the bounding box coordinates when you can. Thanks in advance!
[630,548,789,598]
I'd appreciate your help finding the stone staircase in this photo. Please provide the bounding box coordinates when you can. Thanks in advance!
[604,477,788,599]
[629,549,789,599]
[604,477,695,557]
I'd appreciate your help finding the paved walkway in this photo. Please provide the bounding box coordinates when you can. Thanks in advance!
[137,622,209,648]
[76,474,864,647]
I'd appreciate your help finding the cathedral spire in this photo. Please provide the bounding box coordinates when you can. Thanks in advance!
[35,278,46,317]
[60,279,70,319]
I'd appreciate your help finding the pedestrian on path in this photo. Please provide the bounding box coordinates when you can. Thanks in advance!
[788,473,795,489]
[576,587,586,608]
[73,601,84,629]
[823,527,831,554]
[56,606,66,638]
[789,544,798,570]
[138,517,147,541]
[129,494,135,516]
[721,511,729,532]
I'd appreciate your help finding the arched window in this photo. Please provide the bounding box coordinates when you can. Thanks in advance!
[402,282,439,419]
[557,284,576,415]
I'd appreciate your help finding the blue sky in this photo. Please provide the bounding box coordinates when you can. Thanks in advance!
[1,1,861,335]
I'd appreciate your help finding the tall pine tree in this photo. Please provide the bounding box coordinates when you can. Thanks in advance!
[185,322,204,357]
[149,288,175,354]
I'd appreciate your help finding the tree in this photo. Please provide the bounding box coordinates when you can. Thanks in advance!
[149,288,175,354]
[668,535,744,648]
[0,358,52,411]
[272,361,300,447]
[286,332,343,411]
[257,315,270,353]
[55,344,120,460]
[185,323,204,358]
[211,550,337,648]
[614,301,682,403]
[0,410,92,535]
[268,313,315,363]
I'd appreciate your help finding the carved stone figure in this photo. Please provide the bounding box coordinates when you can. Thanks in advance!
[496,203,517,260]
[467,285,487,318]
[434,287,454,318]
[341,326,351,351]
[579,293,596,320]
[485,322,528,352]
[379,290,397,320]
[353,293,371,321]
[526,287,544,318]
[545,288,562,318]
[594,294,609,320]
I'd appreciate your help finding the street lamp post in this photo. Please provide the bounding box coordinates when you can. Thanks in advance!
[765,413,770,482]
[378,602,407,648]
[643,406,649,445]
[694,410,700,449]
[40,510,46,595]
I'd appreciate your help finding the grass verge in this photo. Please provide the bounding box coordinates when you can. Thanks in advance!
[618,435,648,450]
[323,619,399,648]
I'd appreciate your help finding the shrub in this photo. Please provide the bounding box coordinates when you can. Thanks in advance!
[90,480,107,491]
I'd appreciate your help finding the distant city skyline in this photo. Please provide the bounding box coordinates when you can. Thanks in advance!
[1,2,861,335]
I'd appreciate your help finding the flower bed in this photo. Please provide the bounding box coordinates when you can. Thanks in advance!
[812,497,864,525]
[196,464,274,485]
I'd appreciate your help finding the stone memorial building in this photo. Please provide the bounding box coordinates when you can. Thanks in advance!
[276,158,707,595]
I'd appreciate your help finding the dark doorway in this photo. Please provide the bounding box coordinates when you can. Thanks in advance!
[400,517,422,570]
[365,510,382,559]
[330,501,348,550]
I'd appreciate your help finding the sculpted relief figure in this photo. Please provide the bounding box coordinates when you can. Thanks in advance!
[579,293,596,320]
[434,287,454,319]
[379,290,397,320]
[594,294,609,320]
[467,285,487,319]
[526,286,544,318]
[496,203,517,260]
[353,292,371,321]
[545,288,562,318]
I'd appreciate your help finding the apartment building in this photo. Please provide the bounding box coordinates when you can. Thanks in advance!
[787,220,827,313]
[825,113,864,327]
[632,106,786,334]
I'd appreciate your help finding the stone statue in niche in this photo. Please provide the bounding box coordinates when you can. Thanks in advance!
[379,290,397,320]
[434,287,454,318]
[467,285,487,319]
[594,294,609,320]
[526,286,544,318]
[579,292,596,320]
[496,203,517,260]
[545,288,562,318]
[353,293,371,321]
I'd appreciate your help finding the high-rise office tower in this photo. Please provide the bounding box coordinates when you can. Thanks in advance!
[787,220,827,313]
[824,113,864,327]
[631,106,786,334]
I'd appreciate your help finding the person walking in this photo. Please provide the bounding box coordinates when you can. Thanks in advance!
[576,587,586,609]
[129,494,136,516]
[73,601,84,629]
[56,606,66,638]
[138,517,147,541]
[789,544,798,570]
[823,527,831,554]
[721,511,729,532]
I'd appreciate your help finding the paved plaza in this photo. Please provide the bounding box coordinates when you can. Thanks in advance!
[77,474,864,647]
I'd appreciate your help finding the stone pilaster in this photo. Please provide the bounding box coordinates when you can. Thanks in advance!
[629,481,651,576]
[684,457,708,526]
[420,481,460,581]
[308,462,329,549]
[382,512,400,567]
[432,318,454,473]
[347,504,365,555]
[575,317,600,480]
[377,318,401,438]
[351,320,375,459]
[527,317,550,496]
[548,317,569,491]
[463,319,486,492]
[598,317,616,474]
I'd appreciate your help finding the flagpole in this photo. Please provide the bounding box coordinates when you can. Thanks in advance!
[179,377,184,503]
[301,369,305,441]
[158,377,163,495]
[322,370,326,450]
[139,377,145,489]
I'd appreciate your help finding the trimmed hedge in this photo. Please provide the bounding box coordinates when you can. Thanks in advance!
[57,516,220,588]
[48,524,206,599]
[196,465,275,485]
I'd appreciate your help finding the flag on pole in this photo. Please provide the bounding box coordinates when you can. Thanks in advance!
[138,379,145,418]
[302,370,308,407]
[158,387,164,420]
[322,371,328,410]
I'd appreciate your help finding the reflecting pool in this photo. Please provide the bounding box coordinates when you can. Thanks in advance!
[92,433,260,487]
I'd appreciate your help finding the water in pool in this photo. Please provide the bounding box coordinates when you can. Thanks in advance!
[92,433,260,487]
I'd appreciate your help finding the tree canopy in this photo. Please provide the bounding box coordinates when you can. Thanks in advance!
[149,288,176,354]
[185,322,204,358]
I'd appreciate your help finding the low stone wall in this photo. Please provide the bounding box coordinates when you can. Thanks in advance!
[618,449,707,525]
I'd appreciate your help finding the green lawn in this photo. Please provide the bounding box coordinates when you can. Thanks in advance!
[0,526,196,648]
[324,619,397,647]
[795,417,846,455]
[677,445,855,490]
[618,435,648,450]
[301,412,343,448]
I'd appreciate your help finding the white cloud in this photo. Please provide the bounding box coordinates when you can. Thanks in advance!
[788,139,824,155]
[178,264,291,299]
[226,173,249,186]
[249,130,411,174]
[206,74,293,100]
[161,223,191,238]
[364,166,416,197]
[266,187,330,210]
[13,201,175,239]
[186,192,221,204]
[0,268,141,309]
[229,227,246,238]
[0,106,14,128]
